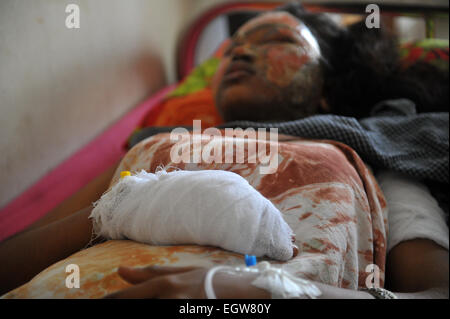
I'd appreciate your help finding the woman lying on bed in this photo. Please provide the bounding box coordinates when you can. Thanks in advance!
[0,3,448,299]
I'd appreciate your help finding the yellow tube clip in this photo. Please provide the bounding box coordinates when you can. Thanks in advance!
[120,171,131,179]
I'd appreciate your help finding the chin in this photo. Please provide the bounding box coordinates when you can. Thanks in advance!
[219,83,256,104]
[217,83,265,113]
[219,99,279,122]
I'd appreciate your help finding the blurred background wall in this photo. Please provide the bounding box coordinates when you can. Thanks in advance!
[0,0,188,209]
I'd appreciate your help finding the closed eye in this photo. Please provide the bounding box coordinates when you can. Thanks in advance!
[263,36,297,44]
[223,41,240,57]
[223,36,297,56]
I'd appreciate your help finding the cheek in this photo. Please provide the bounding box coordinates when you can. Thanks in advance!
[262,46,310,87]
[211,60,229,95]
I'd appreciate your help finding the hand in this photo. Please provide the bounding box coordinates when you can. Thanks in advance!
[104,264,381,299]
[105,237,298,299]
[104,265,271,299]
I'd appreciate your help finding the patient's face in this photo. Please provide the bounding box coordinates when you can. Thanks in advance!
[212,12,324,122]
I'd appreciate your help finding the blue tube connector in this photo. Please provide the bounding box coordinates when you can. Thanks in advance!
[245,255,257,267]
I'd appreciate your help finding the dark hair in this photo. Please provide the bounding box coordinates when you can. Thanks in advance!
[275,2,449,118]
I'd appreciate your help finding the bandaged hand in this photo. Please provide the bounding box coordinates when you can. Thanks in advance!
[90,169,297,261]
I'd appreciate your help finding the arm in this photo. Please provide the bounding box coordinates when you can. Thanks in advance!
[103,239,448,299]
[26,160,119,231]
[385,239,449,298]
[376,170,449,298]
[104,265,376,299]
[0,206,95,295]
[0,160,119,294]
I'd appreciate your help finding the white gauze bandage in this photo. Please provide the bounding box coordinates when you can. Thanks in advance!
[90,169,295,261]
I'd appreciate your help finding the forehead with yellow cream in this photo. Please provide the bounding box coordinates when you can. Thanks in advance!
[235,12,320,57]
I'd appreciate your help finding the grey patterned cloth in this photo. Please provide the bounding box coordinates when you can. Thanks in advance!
[128,99,449,215]
[217,99,449,184]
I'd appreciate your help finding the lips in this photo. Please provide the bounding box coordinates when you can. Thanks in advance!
[223,61,255,81]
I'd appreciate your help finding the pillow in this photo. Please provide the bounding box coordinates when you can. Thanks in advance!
[127,56,224,147]
[3,132,388,298]
[399,39,449,70]
[144,87,221,128]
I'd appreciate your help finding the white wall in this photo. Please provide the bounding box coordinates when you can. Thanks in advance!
[0,0,188,209]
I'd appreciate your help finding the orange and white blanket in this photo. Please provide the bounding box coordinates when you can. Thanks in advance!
[4,132,387,298]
